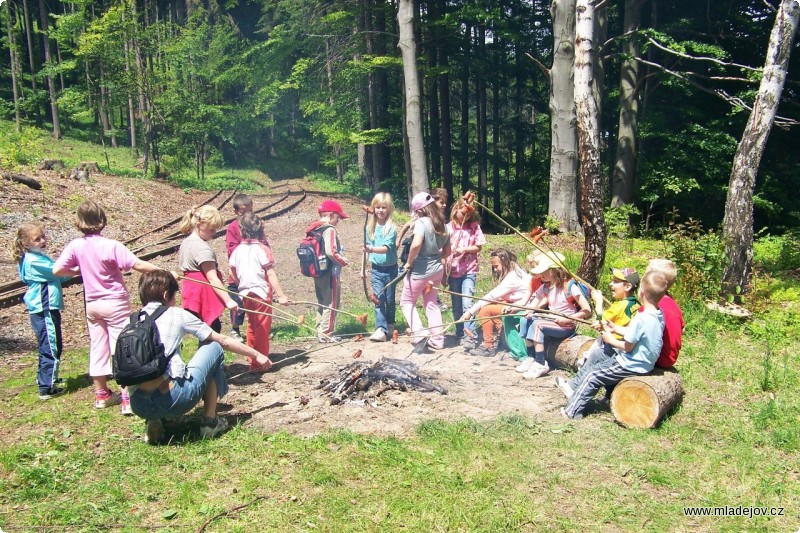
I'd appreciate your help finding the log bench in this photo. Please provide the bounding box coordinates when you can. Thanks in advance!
[546,334,683,428]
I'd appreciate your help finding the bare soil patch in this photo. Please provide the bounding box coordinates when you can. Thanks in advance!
[1,172,571,440]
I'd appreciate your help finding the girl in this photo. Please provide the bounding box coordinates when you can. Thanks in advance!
[400,192,451,351]
[515,254,592,378]
[177,205,238,333]
[459,249,531,357]
[446,199,486,345]
[363,192,398,342]
[53,200,160,413]
[14,222,72,400]
[128,270,272,444]
[229,212,289,363]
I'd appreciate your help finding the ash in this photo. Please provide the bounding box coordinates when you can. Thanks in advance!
[318,357,448,406]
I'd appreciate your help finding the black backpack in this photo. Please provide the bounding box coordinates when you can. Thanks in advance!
[113,305,172,386]
[297,225,330,277]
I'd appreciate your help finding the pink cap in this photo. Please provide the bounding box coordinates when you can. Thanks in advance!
[411,192,436,213]
[318,199,349,219]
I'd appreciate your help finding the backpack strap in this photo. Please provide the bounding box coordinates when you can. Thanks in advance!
[136,304,169,323]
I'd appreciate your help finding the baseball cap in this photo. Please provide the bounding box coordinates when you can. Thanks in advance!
[318,199,349,219]
[611,267,640,287]
[411,192,436,213]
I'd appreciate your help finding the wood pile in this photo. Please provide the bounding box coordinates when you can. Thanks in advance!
[318,358,447,406]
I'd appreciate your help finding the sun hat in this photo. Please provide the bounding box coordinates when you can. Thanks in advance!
[318,199,349,219]
[611,267,640,287]
[531,253,564,274]
[411,192,436,213]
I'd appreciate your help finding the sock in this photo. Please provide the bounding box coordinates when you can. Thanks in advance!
[534,350,547,365]
[121,390,130,403]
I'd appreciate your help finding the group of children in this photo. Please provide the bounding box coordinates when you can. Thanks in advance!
[13,188,684,438]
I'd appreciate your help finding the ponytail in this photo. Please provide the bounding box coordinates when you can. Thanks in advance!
[178,205,223,235]
[12,222,43,263]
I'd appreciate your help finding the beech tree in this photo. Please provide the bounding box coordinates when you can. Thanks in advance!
[722,0,800,297]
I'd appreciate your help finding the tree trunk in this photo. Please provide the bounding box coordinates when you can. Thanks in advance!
[38,0,61,139]
[611,0,644,207]
[122,10,137,149]
[476,25,487,206]
[460,26,471,195]
[722,0,800,297]
[492,76,501,217]
[365,0,380,191]
[398,0,429,196]
[574,0,606,287]
[325,39,345,182]
[21,0,37,93]
[428,45,441,186]
[548,0,579,232]
[610,368,683,429]
[4,0,21,131]
[439,45,453,201]
[374,2,390,186]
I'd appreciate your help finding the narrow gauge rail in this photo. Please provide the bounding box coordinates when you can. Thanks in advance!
[0,188,307,309]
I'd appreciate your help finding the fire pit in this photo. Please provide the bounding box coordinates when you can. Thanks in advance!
[318,357,448,406]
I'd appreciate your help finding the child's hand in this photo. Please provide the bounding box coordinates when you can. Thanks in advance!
[276,295,289,305]
[226,300,239,314]
[603,320,616,333]
[601,330,615,344]
[459,311,472,322]
[591,319,602,331]
[363,244,372,253]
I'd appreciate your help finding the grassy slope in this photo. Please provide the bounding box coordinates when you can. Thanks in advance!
[2,121,799,530]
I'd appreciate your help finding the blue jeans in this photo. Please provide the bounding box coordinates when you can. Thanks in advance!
[370,264,398,333]
[518,317,576,364]
[227,283,245,329]
[130,342,228,421]
[448,273,476,337]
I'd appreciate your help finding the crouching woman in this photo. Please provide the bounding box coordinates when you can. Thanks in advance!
[129,270,271,444]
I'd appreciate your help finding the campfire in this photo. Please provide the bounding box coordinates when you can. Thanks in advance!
[318,358,447,406]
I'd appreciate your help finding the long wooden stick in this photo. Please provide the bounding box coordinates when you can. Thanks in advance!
[286,300,368,326]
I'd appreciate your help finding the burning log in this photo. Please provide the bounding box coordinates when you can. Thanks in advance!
[318,358,447,405]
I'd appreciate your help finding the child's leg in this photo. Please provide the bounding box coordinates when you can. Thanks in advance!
[399,276,425,342]
[422,271,445,348]
[501,313,528,360]
[30,310,62,392]
[476,304,505,348]
[447,275,465,336]
[85,299,129,392]
[527,320,574,365]
[243,292,272,357]
[564,359,636,418]
[461,274,477,335]
[314,272,334,336]
[370,269,390,333]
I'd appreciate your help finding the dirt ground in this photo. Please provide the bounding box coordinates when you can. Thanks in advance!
[0,169,569,439]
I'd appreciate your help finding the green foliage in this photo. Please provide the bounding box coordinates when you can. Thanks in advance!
[664,217,726,301]
[0,125,40,168]
[543,214,561,234]
[605,204,641,238]
[753,231,800,271]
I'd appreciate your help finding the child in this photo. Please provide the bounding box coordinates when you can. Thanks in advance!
[396,188,448,261]
[306,199,349,342]
[446,199,486,344]
[177,205,238,333]
[515,254,592,378]
[560,270,668,419]
[400,192,451,351]
[459,248,531,357]
[229,212,289,363]
[127,270,272,444]
[225,194,262,341]
[14,222,71,400]
[363,192,398,342]
[590,267,640,358]
[647,259,684,368]
[53,200,160,413]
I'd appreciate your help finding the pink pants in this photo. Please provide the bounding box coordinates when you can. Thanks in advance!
[85,298,131,377]
[400,270,445,349]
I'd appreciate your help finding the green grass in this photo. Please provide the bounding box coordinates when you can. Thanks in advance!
[2,235,800,531]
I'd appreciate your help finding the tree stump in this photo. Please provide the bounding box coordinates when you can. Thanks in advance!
[37,159,65,170]
[610,367,683,429]
[547,334,595,370]
[79,161,101,173]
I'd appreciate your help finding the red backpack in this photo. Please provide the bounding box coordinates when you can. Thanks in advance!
[296,225,330,277]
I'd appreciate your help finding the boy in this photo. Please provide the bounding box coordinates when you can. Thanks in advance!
[305,199,349,342]
[646,259,684,368]
[559,270,669,420]
[225,194,263,341]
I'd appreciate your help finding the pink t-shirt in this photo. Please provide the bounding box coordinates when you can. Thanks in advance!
[446,221,486,277]
[53,234,138,302]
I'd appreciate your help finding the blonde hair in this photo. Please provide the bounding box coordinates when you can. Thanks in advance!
[179,205,223,234]
[647,258,677,289]
[526,252,541,269]
[76,200,107,235]
[449,199,480,226]
[12,221,44,263]
[640,270,669,304]
[368,192,396,240]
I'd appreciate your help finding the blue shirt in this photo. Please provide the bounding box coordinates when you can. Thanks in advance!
[614,309,665,374]
[366,223,398,266]
[18,251,67,313]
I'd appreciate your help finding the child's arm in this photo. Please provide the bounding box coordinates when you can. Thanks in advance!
[396,220,412,247]
[323,228,348,266]
[199,261,238,311]
[209,331,271,369]
[132,259,161,273]
[601,329,635,353]
[264,265,289,304]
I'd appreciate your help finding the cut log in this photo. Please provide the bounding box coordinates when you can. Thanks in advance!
[610,367,683,429]
[547,334,596,370]
[1,172,42,190]
[37,158,65,170]
[79,161,101,173]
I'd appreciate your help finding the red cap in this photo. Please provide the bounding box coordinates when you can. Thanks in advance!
[318,199,349,219]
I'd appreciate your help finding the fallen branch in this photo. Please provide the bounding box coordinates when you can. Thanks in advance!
[196,496,268,533]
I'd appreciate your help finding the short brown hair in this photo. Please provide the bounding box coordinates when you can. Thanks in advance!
[640,270,668,304]
[432,187,448,204]
[240,212,264,240]
[138,270,178,305]
[75,200,107,235]
[232,194,253,213]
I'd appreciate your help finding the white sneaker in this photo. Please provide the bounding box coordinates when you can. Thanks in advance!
[229,329,244,343]
[523,361,550,379]
[555,376,574,399]
[369,329,387,342]
[515,358,534,373]
[200,416,229,439]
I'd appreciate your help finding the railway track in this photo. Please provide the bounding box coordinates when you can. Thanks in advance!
[0,188,307,309]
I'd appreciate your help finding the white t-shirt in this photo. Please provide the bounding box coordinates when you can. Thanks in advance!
[229,240,275,300]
